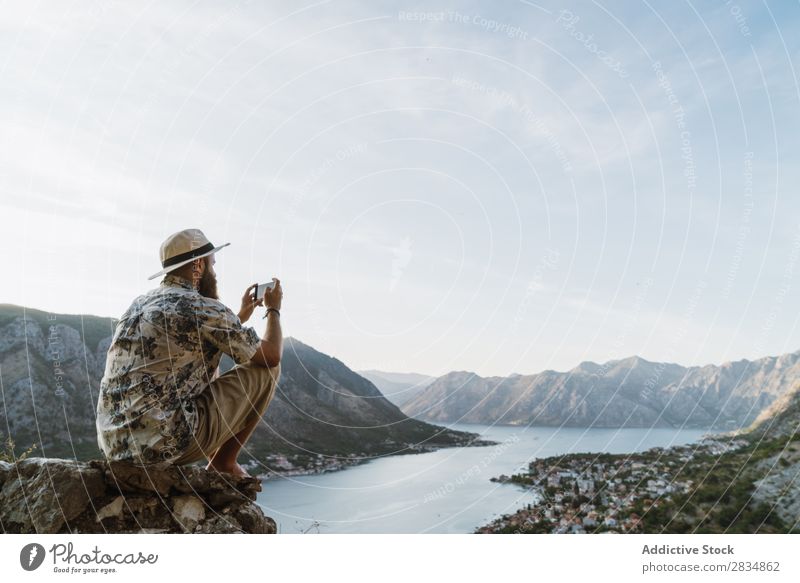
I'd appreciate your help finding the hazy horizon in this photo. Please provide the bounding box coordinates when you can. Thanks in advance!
[2,1,800,377]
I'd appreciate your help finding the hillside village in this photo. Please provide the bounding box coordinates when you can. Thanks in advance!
[477,437,764,534]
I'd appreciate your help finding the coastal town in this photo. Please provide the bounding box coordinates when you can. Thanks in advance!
[250,440,480,480]
[477,437,750,534]
[253,452,368,480]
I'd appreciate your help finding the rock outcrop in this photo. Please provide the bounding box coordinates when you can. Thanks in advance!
[0,457,276,534]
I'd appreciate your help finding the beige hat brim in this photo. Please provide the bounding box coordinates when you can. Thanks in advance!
[147,242,230,280]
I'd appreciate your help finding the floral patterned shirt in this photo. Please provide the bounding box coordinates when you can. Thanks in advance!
[96,274,262,464]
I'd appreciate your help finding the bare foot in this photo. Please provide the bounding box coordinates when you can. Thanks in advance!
[205,461,251,478]
[230,463,251,478]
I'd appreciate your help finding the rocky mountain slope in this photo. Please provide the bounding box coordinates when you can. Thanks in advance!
[733,381,800,525]
[0,304,482,470]
[220,338,479,461]
[741,380,800,440]
[403,353,800,430]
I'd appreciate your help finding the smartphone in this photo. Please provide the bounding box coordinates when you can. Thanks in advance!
[253,280,276,301]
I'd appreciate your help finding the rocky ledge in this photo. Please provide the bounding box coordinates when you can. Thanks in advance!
[0,457,276,534]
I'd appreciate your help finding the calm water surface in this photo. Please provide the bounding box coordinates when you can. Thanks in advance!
[256,423,709,533]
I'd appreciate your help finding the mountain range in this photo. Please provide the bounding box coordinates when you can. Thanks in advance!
[3,301,799,467]
[0,304,481,467]
[401,353,800,430]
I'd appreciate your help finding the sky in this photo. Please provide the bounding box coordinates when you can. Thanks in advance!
[1,0,800,377]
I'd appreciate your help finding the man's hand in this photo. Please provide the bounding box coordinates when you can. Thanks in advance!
[263,278,282,311]
[238,283,262,323]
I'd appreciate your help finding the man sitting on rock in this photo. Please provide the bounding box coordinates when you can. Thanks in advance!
[96,228,283,478]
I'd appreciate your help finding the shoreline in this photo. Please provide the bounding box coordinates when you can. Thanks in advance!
[254,437,497,482]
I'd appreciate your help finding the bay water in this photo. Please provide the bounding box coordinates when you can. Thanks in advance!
[256,423,710,533]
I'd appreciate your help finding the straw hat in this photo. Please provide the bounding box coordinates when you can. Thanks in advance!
[147,228,230,280]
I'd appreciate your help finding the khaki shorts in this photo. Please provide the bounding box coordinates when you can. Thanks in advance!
[173,361,281,465]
